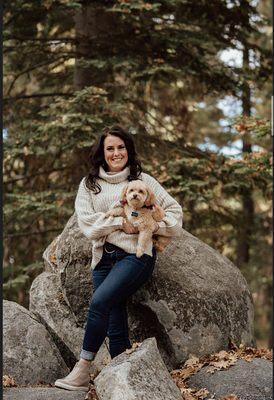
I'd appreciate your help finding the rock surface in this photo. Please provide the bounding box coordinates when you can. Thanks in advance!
[39,213,255,370]
[3,300,69,385]
[29,271,84,363]
[128,231,255,369]
[3,387,87,400]
[43,215,92,325]
[94,337,182,400]
[188,358,272,400]
[29,271,111,373]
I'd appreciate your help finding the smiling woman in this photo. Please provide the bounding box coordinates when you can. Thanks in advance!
[54,125,183,392]
[103,135,129,172]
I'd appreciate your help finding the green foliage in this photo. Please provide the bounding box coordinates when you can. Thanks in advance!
[3,0,272,346]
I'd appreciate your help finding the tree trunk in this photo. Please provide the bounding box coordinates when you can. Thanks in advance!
[236,45,254,267]
[73,4,118,90]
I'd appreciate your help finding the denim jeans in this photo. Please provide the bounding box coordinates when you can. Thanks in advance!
[80,243,156,360]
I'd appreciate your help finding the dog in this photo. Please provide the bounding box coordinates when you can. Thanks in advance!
[105,180,171,257]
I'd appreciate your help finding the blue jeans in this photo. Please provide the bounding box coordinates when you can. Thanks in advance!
[80,243,156,360]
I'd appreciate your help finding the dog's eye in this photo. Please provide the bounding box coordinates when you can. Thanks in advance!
[129,189,134,192]
[139,190,144,194]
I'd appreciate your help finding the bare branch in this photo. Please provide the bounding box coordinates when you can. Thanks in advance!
[6,56,71,96]
[5,36,76,43]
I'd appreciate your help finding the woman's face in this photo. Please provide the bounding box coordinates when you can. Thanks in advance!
[103,135,128,172]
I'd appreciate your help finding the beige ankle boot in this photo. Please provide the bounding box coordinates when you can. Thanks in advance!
[55,361,90,391]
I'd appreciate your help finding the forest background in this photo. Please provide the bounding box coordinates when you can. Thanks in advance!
[3,0,272,348]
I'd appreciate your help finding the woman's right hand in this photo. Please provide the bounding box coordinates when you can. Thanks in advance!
[121,218,139,234]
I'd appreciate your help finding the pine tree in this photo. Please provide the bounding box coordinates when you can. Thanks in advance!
[3,1,272,344]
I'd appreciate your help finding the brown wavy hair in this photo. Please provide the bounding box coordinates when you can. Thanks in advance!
[85,125,142,194]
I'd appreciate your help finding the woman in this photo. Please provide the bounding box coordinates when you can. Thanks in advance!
[55,125,183,391]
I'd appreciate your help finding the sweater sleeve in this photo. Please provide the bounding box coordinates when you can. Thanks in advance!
[75,178,124,240]
[142,173,183,237]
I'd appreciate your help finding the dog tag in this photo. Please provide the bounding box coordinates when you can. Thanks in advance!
[131,211,139,217]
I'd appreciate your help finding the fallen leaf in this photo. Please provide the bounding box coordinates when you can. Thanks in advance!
[3,375,16,387]
[215,350,226,358]
[125,342,142,355]
[85,383,99,400]
[195,388,210,399]
[207,359,236,374]
[180,387,197,400]
[184,356,201,367]
[49,254,57,264]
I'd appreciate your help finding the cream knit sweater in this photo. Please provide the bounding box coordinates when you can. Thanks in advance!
[75,166,183,269]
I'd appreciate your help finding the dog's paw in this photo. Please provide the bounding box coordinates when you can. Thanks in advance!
[136,248,144,258]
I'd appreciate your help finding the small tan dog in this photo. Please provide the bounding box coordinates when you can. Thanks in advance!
[105,180,171,257]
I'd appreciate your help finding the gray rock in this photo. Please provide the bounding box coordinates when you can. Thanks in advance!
[29,272,84,363]
[3,300,69,385]
[94,337,182,400]
[128,230,254,369]
[41,214,254,371]
[29,270,111,374]
[188,358,272,400]
[3,387,87,400]
[43,214,93,326]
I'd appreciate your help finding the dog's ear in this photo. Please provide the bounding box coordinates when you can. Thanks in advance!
[145,187,156,206]
[120,185,128,204]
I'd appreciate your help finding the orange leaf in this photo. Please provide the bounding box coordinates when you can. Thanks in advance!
[3,375,16,387]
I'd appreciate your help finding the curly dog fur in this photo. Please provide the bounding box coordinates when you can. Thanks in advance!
[105,180,171,257]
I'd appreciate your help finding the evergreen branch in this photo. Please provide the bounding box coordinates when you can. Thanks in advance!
[4,36,76,43]
[6,56,71,96]
[3,92,74,102]
[4,166,74,184]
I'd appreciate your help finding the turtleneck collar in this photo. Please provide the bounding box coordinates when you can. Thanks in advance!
[99,166,130,184]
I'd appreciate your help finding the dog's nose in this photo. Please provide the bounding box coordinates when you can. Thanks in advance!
[133,194,137,199]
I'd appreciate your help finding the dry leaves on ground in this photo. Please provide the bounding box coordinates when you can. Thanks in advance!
[233,343,272,362]
[125,341,142,355]
[171,343,272,400]
[206,350,238,374]
[85,384,99,400]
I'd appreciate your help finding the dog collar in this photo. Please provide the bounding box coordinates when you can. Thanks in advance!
[120,199,154,216]
[131,204,154,217]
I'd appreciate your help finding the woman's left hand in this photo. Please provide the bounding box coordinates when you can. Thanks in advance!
[121,219,139,234]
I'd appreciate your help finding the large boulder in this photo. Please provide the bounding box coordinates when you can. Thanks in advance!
[29,272,111,374]
[29,271,84,364]
[3,300,69,385]
[188,358,272,400]
[42,214,93,326]
[3,387,87,400]
[94,337,182,400]
[38,213,254,370]
[128,233,255,369]
[31,214,111,372]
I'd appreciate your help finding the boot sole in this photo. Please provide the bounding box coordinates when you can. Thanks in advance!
[55,381,89,392]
